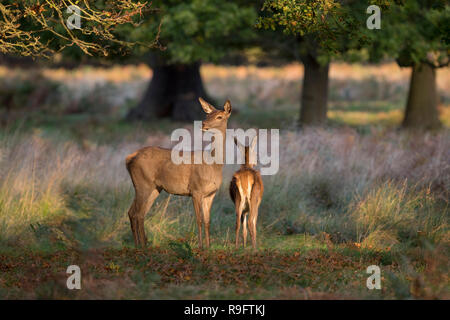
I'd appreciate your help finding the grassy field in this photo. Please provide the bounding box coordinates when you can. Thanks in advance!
[0,63,449,299]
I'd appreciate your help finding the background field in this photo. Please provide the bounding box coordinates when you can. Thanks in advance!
[0,63,449,299]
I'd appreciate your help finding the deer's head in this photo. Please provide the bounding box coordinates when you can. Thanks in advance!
[199,97,232,132]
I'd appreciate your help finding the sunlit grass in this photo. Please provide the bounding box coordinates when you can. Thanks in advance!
[352,181,448,249]
[441,106,450,127]
[328,109,403,127]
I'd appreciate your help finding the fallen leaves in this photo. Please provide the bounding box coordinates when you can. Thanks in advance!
[0,243,444,299]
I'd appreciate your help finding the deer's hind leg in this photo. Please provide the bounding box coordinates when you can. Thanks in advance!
[235,195,246,249]
[248,196,261,250]
[128,184,160,248]
[242,212,248,248]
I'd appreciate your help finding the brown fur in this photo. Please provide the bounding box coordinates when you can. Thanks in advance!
[125,98,232,248]
[229,137,264,249]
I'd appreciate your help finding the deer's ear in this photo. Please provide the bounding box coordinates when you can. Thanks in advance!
[234,136,244,148]
[234,136,245,158]
[224,100,232,114]
[249,135,258,165]
[250,136,258,153]
[199,97,216,114]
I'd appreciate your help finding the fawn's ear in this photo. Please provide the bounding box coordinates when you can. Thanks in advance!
[224,100,232,114]
[199,97,216,114]
[234,137,245,160]
[249,136,258,165]
[234,137,244,148]
[250,136,258,153]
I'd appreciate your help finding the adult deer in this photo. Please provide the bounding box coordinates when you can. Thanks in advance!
[229,136,264,249]
[125,98,231,248]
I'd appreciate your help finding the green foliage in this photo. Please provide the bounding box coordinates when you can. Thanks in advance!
[257,0,340,36]
[128,0,258,64]
[257,0,449,66]
[256,0,363,59]
[363,0,449,66]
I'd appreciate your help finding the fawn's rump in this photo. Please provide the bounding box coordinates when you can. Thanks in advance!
[229,169,257,213]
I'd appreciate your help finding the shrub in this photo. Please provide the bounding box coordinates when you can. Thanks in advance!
[351,181,448,249]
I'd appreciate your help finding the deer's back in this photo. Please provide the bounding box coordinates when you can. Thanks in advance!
[126,146,223,196]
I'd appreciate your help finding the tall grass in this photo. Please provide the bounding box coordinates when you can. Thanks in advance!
[0,131,135,250]
[352,181,448,249]
[0,126,448,253]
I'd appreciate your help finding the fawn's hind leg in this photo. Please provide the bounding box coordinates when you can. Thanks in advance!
[128,185,160,247]
[242,213,248,248]
[235,195,245,249]
[248,198,260,250]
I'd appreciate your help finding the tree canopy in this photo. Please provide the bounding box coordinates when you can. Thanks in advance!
[259,0,449,67]
[0,0,158,58]
[363,0,449,68]
[127,0,258,65]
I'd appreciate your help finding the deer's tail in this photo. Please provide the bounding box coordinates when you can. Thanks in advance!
[125,151,138,172]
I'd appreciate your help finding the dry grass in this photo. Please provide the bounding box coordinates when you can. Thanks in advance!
[1,127,448,263]
[0,63,449,299]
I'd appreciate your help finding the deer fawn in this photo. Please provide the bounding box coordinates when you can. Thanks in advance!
[125,98,232,248]
[229,136,264,250]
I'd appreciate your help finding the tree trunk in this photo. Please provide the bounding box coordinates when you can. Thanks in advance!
[299,54,329,126]
[127,61,211,122]
[402,63,441,129]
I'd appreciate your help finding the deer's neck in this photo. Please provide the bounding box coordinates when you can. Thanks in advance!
[208,126,227,167]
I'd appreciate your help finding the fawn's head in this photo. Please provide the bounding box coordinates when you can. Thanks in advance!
[199,97,232,132]
[234,135,258,168]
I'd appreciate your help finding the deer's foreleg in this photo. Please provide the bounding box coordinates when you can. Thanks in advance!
[202,193,215,249]
[192,194,204,249]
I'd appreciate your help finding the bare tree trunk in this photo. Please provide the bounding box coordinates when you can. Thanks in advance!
[402,63,441,129]
[127,60,212,122]
[299,53,329,126]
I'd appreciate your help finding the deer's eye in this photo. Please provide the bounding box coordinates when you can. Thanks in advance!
[217,116,223,120]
